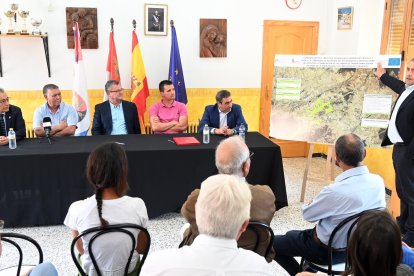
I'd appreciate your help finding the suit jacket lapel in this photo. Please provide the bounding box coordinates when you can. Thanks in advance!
[398,88,414,114]
[103,101,112,131]
[212,105,220,127]
[5,110,12,131]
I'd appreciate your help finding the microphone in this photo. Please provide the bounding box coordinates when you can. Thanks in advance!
[42,117,52,137]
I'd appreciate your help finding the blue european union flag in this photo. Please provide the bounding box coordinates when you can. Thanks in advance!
[388,58,401,66]
[169,23,187,104]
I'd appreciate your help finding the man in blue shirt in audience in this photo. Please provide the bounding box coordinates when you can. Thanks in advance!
[33,84,78,137]
[91,80,140,135]
[273,133,386,276]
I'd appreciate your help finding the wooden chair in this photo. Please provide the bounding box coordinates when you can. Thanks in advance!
[0,233,44,276]
[71,223,150,276]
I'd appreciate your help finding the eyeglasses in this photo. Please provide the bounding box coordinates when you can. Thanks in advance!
[0,98,10,104]
[109,89,123,93]
[245,151,254,163]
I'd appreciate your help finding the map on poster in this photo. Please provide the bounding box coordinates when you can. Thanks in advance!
[270,55,401,146]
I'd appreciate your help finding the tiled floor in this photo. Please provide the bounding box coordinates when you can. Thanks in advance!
[0,157,339,275]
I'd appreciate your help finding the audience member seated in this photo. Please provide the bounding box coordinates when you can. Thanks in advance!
[64,142,148,275]
[149,80,188,134]
[91,80,141,135]
[0,88,26,145]
[198,90,247,135]
[297,210,414,276]
[142,174,274,275]
[33,84,78,137]
[180,136,276,261]
[273,133,386,276]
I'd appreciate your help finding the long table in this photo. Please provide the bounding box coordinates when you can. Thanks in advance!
[0,132,287,227]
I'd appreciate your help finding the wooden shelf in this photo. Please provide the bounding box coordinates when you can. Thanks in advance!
[0,33,50,77]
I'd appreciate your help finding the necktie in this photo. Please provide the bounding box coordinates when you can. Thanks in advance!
[0,114,6,137]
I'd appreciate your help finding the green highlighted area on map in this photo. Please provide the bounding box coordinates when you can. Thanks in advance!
[275,78,301,100]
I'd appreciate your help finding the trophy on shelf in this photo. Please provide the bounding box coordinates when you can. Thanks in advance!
[4,10,15,34]
[10,3,19,33]
[30,18,42,35]
[18,10,29,35]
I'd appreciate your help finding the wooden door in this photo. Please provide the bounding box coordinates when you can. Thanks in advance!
[260,20,319,157]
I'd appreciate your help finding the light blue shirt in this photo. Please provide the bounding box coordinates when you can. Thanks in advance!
[110,102,127,135]
[33,102,78,129]
[302,166,386,248]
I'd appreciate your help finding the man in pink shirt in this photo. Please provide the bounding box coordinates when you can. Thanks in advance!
[150,80,188,134]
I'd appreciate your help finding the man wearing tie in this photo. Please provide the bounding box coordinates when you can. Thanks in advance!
[0,88,26,145]
[91,80,141,135]
[198,90,247,135]
[375,60,414,246]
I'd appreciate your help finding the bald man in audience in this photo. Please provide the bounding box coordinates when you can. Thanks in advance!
[142,174,274,275]
[180,136,276,262]
[0,88,26,145]
[273,133,386,276]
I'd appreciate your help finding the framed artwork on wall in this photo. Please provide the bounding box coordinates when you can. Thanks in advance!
[144,4,168,36]
[200,18,227,58]
[66,7,98,49]
[337,6,353,30]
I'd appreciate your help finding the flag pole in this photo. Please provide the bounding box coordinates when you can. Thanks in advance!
[110,17,114,33]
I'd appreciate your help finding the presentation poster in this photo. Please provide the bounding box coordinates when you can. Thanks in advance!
[270,55,401,146]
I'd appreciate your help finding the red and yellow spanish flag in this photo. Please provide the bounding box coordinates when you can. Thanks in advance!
[131,29,149,124]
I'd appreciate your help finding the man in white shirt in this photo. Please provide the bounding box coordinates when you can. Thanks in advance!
[273,133,386,276]
[141,174,273,276]
[376,60,414,246]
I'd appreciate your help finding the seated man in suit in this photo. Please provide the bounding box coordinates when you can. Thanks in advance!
[180,136,276,262]
[198,90,247,135]
[0,88,26,145]
[142,174,274,275]
[92,80,141,135]
[33,84,78,137]
[149,80,188,134]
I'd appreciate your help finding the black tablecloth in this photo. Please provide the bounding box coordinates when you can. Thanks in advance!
[0,132,287,227]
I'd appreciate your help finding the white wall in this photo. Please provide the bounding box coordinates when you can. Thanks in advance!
[0,0,384,90]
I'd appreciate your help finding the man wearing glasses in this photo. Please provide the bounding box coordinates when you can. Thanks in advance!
[180,136,276,261]
[0,88,26,145]
[91,80,140,135]
[33,84,78,137]
[198,90,248,135]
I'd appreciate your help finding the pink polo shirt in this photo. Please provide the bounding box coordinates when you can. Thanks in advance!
[149,100,188,134]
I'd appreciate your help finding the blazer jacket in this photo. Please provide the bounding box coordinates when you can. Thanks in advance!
[4,105,26,141]
[380,74,414,158]
[91,100,140,135]
[181,184,276,262]
[198,103,248,133]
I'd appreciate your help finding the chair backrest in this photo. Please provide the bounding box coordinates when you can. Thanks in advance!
[323,208,383,274]
[240,221,275,262]
[1,232,44,276]
[70,223,150,276]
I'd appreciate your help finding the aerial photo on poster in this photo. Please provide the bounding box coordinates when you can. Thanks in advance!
[270,55,401,146]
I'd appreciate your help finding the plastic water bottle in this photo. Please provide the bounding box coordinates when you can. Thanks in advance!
[239,123,246,141]
[8,128,16,149]
[203,124,210,144]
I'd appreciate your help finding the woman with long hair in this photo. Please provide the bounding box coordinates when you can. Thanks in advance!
[64,142,148,275]
[297,210,414,276]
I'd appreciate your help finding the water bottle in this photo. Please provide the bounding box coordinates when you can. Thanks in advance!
[203,124,210,144]
[239,123,246,141]
[8,128,16,149]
